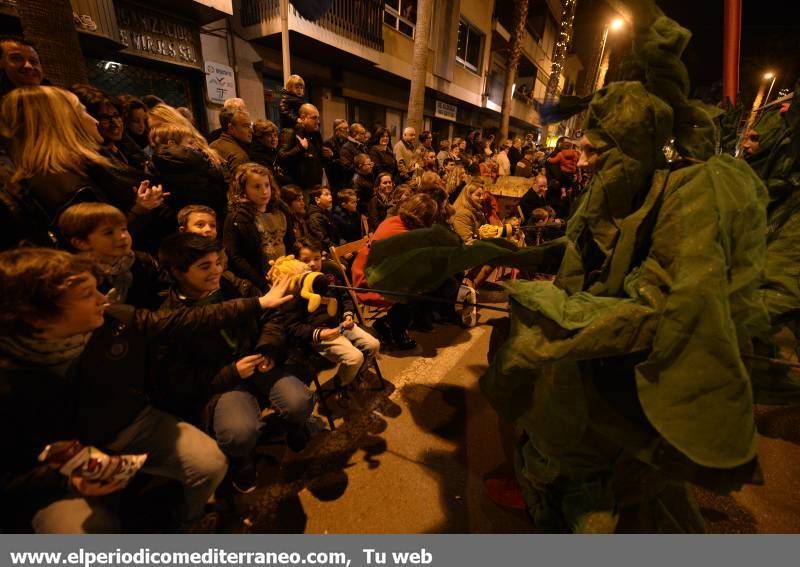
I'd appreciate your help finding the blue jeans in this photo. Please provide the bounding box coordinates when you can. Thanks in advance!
[213,376,315,459]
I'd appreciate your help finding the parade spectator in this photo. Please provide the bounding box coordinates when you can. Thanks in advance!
[332,189,362,243]
[116,95,149,150]
[507,138,523,174]
[324,118,350,191]
[249,119,287,184]
[418,130,433,151]
[495,139,512,176]
[0,247,292,533]
[367,172,394,232]
[368,127,398,180]
[514,148,536,178]
[339,123,370,180]
[278,103,331,191]
[279,74,305,129]
[224,163,285,291]
[210,107,252,177]
[207,98,246,143]
[394,126,417,178]
[306,185,340,250]
[519,174,549,224]
[178,204,219,239]
[0,38,44,100]
[436,139,451,169]
[352,153,376,213]
[281,185,310,242]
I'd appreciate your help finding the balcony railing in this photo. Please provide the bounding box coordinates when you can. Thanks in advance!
[241,0,384,52]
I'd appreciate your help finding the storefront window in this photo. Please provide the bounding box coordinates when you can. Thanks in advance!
[384,0,416,39]
[456,18,483,73]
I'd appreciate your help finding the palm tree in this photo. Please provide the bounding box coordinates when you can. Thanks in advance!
[406,0,434,133]
[499,0,529,140]
[17,0,88,87]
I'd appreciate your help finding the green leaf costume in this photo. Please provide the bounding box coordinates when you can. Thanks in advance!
[365,0,770,531]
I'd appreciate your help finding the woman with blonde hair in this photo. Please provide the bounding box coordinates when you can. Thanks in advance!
[148,103,221,165]
[147,122,228,221]
[0,86,159,224]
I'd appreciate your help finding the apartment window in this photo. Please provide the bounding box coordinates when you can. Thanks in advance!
[384,0,416,39]
[456,18,483,73]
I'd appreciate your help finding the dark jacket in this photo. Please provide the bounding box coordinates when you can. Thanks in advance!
[368,146,398,179]
[306,203,340,250]
[148,145,228,221]
[332,206,363,243]
[366,194,390,233]
[0,298,262,529]
[519,189,548,223]
[507,146,522,175]
[324,135,350,191]
[276,262,355,346]
[352,173,374,215]
[223,201,270,292]
[278,128,327,190]
[0,182,54,251]
[339,139,367,180]
[210,133,250,179]
[155,273,275,423]
[117,134,149,171]
[94,251,165,311]
[514,158,535,178]
[278,89,304,129]
[249,138,289,186]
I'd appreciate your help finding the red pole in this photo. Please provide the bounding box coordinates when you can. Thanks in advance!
[723,0,741,104]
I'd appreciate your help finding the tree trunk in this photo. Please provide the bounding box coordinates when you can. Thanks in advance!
[17,0,88,87]
[406,0,434,133]
[499,0,529,141]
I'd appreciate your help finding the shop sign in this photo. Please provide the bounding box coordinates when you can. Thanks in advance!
[205,61,236,105]
[435,100,457,122]
[115,1,202,70]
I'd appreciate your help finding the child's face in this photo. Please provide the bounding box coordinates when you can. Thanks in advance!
[341,198,357,213]
[183,212,217,239]
[178,135,197,150]
[290,198,306,215]
[444,162,455,174]
[289,81,304,97]
[177,252,224,297]
[298,247,322,273]
[43,274,108,337]
[78,221,132,258]
[245,173,271,210]
[315,189,333,209]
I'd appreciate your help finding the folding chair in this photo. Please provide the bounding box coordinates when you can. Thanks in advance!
[328,238,388,392]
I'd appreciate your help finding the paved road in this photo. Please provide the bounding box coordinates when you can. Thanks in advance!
[228,307,800,534]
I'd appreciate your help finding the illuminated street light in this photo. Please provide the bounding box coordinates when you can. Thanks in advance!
[764,71,777,106]
[610,18,624,31]
[593,18,625,91]
[763,72,774,80]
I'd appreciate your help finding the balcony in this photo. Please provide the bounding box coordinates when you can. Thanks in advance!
[240,0,383,52]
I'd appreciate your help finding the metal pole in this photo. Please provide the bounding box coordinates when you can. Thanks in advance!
[593,26,609,92]
[280,0,291,85]
[722,0,741,104]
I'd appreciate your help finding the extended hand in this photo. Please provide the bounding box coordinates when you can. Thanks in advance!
[259,277,293,310]
[235,354,265,379]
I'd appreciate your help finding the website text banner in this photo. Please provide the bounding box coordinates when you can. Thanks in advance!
[1,534,794,567]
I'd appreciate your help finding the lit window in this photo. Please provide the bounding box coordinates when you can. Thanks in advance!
[456,18,483,73]
[384,0,416,39]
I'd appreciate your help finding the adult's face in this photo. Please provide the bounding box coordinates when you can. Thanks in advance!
[379,133,389,146]
[403,128,416,143]
[378,174,394,195]
[260,129,279,149]
[229,112,253,144]
[127,108,147,137]
[741,129,761,158]
[0,42,43,87]
[96,102,124,144]
[37,274,107,338]
[356,128,370,144]
[70,95,104,145]
[335,122,349,138]
[577,135,599,171]
[301,108,320,132]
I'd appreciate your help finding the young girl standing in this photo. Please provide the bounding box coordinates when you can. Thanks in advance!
[223,163,292,291]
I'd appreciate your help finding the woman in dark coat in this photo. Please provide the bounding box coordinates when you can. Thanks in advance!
[368,127,398,180]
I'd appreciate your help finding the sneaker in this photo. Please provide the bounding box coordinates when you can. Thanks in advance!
[231,462,257,494]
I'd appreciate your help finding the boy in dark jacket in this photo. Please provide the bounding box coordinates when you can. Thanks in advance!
[158,234,320,493]
[58,202,165,310]
[306,186,341,250]
[332,189,363,243]
[282,242,380,395]
[0,247,292,532]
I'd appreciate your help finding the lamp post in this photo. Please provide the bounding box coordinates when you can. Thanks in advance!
[592,18,624,92]
[737,71,776,156]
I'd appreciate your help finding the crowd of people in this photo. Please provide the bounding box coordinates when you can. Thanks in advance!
[0,35,589,534]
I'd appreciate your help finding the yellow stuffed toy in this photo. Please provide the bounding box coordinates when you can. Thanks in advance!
[267,255,338,316]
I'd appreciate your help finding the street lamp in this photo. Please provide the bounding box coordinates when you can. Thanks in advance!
[763,72,777,106]
[593,18,625,91]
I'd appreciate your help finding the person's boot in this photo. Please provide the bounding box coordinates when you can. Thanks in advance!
[391,328,417,350]
[372,318,394,347]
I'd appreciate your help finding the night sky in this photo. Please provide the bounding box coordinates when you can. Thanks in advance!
[574,0,799,104]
